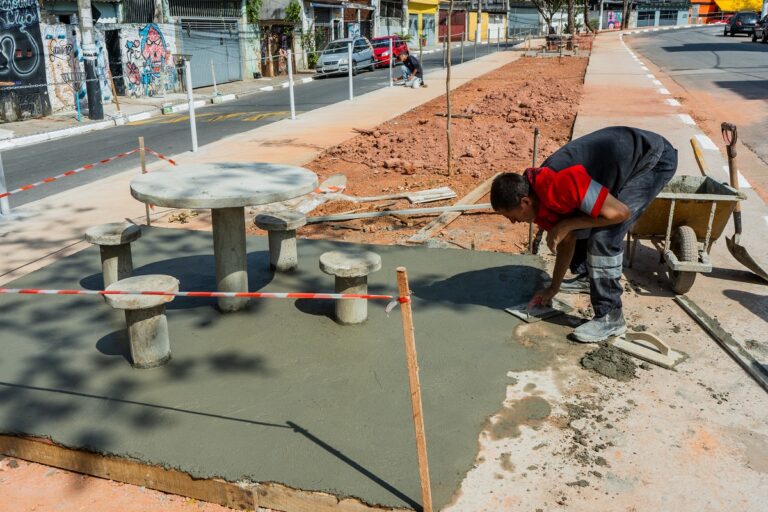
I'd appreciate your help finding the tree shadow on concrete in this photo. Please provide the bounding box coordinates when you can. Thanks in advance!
[722,289,768,323]
[409,264,549,311]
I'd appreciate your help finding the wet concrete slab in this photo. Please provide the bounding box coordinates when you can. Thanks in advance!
[0,227,549,510]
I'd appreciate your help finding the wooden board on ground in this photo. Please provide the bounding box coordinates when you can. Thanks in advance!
[407,173,500,244]
[0,434,411,512]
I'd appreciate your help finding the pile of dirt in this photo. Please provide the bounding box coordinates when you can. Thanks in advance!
[580,344,637,381]
[249,56,589,251]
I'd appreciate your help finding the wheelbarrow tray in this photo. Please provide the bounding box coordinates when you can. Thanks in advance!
[631,176,745,242]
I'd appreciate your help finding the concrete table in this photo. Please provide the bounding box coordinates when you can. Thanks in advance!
[130,162,318,311]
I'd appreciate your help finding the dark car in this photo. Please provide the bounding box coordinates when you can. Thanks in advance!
[724,11,759,36]
[752,14,768,42]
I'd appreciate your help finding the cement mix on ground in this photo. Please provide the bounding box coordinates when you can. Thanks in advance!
[580,344,637,382]
[0,227,551,510]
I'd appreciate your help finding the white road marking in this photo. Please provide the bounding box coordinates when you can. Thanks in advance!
[646,73,655,78]
[666,98,681,107]
[677,114,696,125]
[653,79,663,86]
[695,134,718,151]
[657,88,671,95]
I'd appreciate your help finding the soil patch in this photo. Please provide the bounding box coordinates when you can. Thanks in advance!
[580,344,637,381]
[247,56,589,251]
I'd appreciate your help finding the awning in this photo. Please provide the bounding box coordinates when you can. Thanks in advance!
[310,1,375,10]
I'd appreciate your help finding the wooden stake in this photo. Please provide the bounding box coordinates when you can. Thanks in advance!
[107,67,121,113]
[527,126,539,254]
[139,136,150,226]
[446,0,454,177]
[396,267,433,512]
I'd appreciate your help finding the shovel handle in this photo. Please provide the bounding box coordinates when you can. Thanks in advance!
[721,123,742,227]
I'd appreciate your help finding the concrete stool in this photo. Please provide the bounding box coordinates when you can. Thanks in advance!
[320,250,382,324]
[254,210,306,272]
[85,222,142,288]
[103,274,179,369]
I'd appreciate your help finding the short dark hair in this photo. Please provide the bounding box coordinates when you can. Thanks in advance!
[490,172,531,211]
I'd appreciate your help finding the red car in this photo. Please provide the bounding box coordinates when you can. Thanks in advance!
[371,36,409,67]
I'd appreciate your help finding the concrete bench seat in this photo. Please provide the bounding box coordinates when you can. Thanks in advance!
[85,222,141,288]
[254,210,307,272]
[320,250,382,324]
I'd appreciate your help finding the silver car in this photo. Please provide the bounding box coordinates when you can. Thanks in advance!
[316,37,375,76]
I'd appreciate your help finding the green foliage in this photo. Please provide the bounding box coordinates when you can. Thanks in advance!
[286,0,302,23]
[300,24,321,69]
[246,0,262,24]
[397,32,412,43]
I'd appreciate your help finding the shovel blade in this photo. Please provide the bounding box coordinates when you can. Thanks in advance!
[726,234,768,282]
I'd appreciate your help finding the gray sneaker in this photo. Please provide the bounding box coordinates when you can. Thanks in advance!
[560,274,590,294]
[572,309,627,343]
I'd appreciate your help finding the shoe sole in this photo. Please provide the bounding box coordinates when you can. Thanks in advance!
[572,324,627,343]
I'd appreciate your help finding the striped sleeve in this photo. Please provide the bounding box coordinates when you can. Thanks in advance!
[580,177,609,217]
[548,165,608,218]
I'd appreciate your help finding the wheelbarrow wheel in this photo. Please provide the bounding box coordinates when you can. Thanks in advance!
[670,225,698,294]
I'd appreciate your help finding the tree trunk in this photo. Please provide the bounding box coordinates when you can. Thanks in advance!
[621,0,630,29]
[583,0,595,32]
[567,0,575,33]
[446,0,454,176]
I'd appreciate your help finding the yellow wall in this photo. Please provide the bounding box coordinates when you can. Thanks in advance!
[407,1,438,44]
[468,12,489,42]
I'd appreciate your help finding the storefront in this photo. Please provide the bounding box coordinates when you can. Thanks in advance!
[407,0,439,47]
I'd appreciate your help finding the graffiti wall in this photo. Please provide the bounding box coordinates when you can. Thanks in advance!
[0,0,50,122]
[41,23,113,113]
[120,23,178,98]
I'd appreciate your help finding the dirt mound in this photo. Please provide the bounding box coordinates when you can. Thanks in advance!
[267,56,589,251]
[580,344,637,381]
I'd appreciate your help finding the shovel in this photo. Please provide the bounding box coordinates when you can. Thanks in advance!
[721,122,768,283]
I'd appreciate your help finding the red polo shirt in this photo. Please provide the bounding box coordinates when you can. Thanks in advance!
[526,166,609,230]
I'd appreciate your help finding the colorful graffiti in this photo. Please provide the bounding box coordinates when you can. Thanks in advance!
[0,0,49,121]
[43,24,75,111]
[124,23,176,98]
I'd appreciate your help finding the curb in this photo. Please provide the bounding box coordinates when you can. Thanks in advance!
[622,22,720,36]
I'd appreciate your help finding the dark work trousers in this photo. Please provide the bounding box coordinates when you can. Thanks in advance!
[574,142,677,317]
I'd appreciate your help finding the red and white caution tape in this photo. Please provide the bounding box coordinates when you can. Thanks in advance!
[0,149,138,199]
[0,288,398,301]
[144,148,177,166]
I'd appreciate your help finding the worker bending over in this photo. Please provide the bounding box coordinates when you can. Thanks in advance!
[394,51,426,88]
[491,126,677,342]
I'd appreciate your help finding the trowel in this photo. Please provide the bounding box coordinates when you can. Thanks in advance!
[611,332,685,370]
[506,298,573,323]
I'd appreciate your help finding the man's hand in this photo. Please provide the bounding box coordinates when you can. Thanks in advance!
[546,222,571,254]
[528,286,558,309]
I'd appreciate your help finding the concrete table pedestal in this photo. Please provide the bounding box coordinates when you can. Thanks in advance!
[84,223,142,288]
[130,162,318,312]
[103,275,179,369]
[254,210,307,272]
[320,250,382,324]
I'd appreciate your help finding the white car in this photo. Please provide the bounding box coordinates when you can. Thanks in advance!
[316,37,375,76]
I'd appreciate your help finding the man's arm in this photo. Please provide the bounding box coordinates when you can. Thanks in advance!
[529,233,576,308]
[547,193,630,252]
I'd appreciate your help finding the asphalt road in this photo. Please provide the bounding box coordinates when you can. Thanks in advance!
[3,42,508,208]
[627,25,768,164]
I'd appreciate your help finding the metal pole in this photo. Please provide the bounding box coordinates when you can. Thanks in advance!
[461,31,465,63]
[389,37,394,87]
[528,126,539,254]
[184,59,198,152]
[287,50,296,120]
[210,59,218,96]
[497,28,500,51]
[77,0,103,120]
[348,42,354,101]
[0,153,10,215]
[487,27,491,53]
[599,0,604,30]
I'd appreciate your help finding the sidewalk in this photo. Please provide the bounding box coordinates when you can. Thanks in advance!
[0,49,521,285]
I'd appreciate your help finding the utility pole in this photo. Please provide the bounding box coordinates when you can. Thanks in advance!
[475,0,482,43]
[598,0,604,30]
[77,0,103,120]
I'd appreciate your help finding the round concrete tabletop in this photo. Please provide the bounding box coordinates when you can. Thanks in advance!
[254,210,307,231]
[85,222,142,246]
[130,163,319,209]
[320,250,382,278]
[104,275,179,310]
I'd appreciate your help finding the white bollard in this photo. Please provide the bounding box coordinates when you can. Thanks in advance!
[0,152,10,215]
[287,50,296,120]
[348,42,353,101]
[210,59,218,96]
[184,59,198,153]
[388,37,394,87]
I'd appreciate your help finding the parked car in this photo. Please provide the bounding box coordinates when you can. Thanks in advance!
[752,14,768,42]
[723,11,759,36]
[316,37,375,76]
[370,36,409,67]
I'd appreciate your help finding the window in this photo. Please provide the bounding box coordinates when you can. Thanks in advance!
[659,10,677,26]
[637,10,655,27]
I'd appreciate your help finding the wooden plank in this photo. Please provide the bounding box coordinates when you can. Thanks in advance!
[674,295,768,394]
[407,173,500,244]
[690,137,709,177]
[0,434,413,512]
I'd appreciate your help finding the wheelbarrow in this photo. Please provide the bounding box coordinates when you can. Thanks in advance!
[626,175,746,294]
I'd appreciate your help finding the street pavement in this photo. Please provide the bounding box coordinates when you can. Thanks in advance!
[1,43,504,208]
[628,25,768,166]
